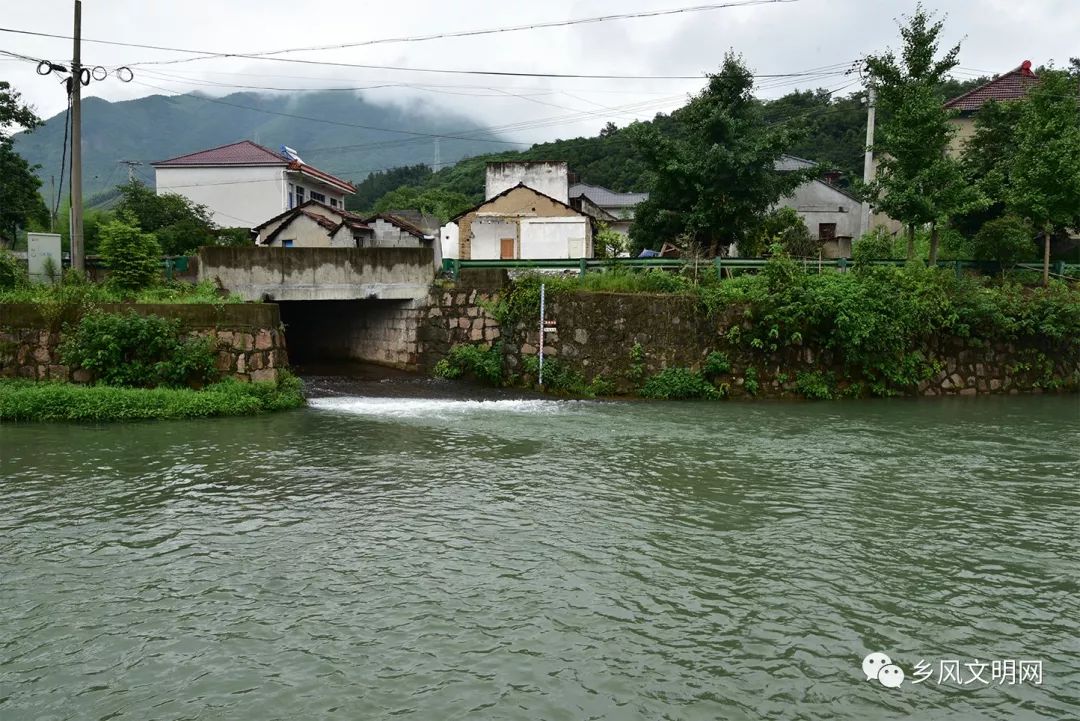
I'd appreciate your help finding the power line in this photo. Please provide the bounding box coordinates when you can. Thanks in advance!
[0,2,801,79]
[52,96,71,225]
[137,0,800,68]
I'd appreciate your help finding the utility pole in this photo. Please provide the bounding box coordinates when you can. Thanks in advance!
[860,84,877,238]
[120,160,142,182]
[433,138,441,172]
[69,0,84,272]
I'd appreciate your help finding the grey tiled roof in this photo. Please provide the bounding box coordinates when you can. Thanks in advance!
[568,183,649,208]
[774,154,818,171]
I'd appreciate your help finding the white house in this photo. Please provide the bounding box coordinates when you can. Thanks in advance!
[253,200,372,247]
[153,140,356,229]
[444,162,592,260]
[774,155,861,257]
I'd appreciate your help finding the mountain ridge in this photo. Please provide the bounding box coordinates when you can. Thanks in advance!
[13,90,507,198]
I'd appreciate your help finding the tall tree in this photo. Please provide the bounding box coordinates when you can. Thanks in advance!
[865,5,983,262]
[114,180,217,255]
[629,53,811,256]
[1007,69,1080,285]
[0,82,48,243]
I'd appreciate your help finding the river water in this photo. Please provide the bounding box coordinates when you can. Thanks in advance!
[1,374,1078,720]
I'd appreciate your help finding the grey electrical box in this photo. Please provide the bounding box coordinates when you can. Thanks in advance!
[27,233,62,285]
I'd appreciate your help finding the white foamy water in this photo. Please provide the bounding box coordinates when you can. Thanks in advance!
[308,396,571,418]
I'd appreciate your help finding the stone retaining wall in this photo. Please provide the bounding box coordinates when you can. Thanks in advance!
[418,270,1079,398]
[0,303,289,384]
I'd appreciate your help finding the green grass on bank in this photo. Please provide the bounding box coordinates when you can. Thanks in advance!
[0,374,305,423]
[0,278,245,306]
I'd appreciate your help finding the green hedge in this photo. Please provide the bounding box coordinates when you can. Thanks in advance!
[0,373,305,423]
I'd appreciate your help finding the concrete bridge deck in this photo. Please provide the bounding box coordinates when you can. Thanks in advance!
[198,247,435,302]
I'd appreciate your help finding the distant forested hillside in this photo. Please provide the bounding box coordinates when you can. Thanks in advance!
[13,91,505,198]
[348,77,988,213]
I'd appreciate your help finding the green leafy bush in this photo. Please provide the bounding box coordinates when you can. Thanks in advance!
[795,371,836,400]
[98,213,162,291]
[0,248,25,290]
[852,227,903,264]
[743,366,760,395]
[59,311,218,388]
[702,351,731,378]
[520,355,612,396]
[0,372,304,423]
[640,367,719,400]
[433,343,503,385]
[971,215,1036,272]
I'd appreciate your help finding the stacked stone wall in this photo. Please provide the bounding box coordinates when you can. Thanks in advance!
[0,303,289,384]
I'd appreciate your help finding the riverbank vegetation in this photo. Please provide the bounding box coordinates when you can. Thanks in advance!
[438,255,1080,400]
[0,374,304,423]
[0,309,303,423]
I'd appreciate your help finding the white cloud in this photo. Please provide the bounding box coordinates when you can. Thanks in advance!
[3,0,1077,143]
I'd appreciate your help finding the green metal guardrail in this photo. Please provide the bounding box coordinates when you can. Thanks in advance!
[441,256,1079,280]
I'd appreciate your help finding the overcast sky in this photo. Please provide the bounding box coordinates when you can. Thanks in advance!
[3,0,1078,146]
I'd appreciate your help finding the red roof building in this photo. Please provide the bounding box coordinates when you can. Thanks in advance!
[153,140,356,229]
[944,61,1039,113]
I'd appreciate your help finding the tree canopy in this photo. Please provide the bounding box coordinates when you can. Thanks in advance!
[115,180,217,255]
[0,82,48,243]
[628,54,813,256]
[864,4,984,262]
[1007,69,1080,283]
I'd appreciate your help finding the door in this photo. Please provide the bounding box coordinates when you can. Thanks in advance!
[500,237,515,259]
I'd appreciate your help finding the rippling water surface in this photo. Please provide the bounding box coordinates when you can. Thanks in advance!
[1,388,1078,720]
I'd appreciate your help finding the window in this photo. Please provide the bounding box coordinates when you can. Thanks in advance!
[819,223,837,240]
[295,186,305,205]
[330,198,338,208]
[310,191,326,203]
[288,184,294,209]
[282,239,295,248]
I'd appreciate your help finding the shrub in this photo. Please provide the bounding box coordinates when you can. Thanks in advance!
[0,248,25,290]
[520,355,611,396]
[702,351,731,378]
[640,367,719,400]
[0,372,304,423]
[852,227,901,264]
[795,371,836,400]
[433,343,503,385]
[98,213,162,291]
[743,366,760,395]
[59,311,219,388]
[971,215,1036,272]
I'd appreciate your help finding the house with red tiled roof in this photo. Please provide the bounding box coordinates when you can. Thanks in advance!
[944,61,1040,155]
[153,140,356,229]
[252,200,372,248]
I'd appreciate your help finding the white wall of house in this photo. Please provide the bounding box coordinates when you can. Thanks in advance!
[777,180,860,240]
[485,162,569,203]
[284,171,347,212]
[520,217,589,258]
[471,219,518,260]
[440,223,460,260]
[155,165,286,229]
[369,218,423,248]
[264,214,352,248]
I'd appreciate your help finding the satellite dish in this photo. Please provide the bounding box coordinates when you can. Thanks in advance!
[280,145,304,164]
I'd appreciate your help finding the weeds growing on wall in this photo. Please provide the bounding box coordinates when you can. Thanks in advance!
[440,256,1079,400]
[520,354,614,397]
[60,311,219,388]
[0,372,304,423]
[697,254,1080,395]
[640,367,720,400]
[434,343,504,385]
